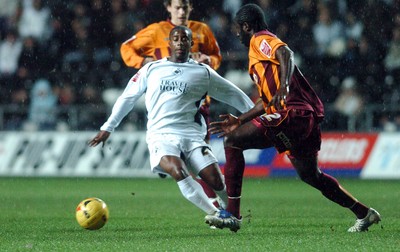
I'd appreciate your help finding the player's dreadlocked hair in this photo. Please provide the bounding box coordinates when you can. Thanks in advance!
[234,4,268,32]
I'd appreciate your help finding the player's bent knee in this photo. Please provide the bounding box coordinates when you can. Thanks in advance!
[223,135,240,148]
[169,167,189,181]
[210,180,224,191]
[298,172,321,188]
[199,171,224,191]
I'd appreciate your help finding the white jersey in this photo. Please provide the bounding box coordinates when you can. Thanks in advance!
[100,58,254,139]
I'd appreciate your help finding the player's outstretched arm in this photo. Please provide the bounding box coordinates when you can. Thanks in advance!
[88,131,111,147]
[209,101,265,137]
[209,114,241,137]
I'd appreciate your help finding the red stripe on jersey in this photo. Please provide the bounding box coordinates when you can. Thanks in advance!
[154,48,162,60]
[251,65,268,103]
[262,61,278,96]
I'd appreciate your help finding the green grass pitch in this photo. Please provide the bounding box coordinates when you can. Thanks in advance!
[0,177,399,251]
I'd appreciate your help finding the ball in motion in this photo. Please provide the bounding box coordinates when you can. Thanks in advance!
[76,197,109,230]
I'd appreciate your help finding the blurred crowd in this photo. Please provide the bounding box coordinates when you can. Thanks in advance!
[1,0,400,131]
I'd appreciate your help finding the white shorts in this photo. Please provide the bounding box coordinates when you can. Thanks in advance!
[147,134,218,175]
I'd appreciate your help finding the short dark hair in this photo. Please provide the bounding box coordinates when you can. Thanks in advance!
[170,25,192,40]
[234,4,268,31]
[163,0,193,8]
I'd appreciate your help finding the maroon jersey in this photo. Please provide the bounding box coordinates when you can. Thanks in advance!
[288,66,325,122]
[248,30,324,121]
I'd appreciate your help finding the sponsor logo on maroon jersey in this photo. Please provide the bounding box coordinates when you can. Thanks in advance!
[260,39,272,58]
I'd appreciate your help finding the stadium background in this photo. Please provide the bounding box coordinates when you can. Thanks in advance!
[0,0,399,179]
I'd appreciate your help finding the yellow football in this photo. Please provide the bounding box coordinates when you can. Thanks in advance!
[76,197,109,230]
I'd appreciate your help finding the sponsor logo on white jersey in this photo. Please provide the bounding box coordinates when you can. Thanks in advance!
[160,79,188,94]
[173,68,183,76]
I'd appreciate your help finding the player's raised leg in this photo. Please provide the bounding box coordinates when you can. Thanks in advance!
[290,156,381,232]
[197,98,222,208]
[190,146,229,209]
[206,120,272,231]
[198,168,227,209]
[160,155,219,215]
[224,119,272,219]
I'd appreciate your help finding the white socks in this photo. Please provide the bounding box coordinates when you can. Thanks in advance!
[214,185,228,209]
[177,176,219,215]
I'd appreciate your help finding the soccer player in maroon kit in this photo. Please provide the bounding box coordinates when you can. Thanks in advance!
[205,4,381,232]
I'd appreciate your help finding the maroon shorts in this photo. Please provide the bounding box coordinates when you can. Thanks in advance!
[253,109,321,159]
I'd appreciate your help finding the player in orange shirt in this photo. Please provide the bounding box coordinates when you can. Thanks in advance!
[120,0,221,70]
[206,4,381,233]
[121,0,222,207]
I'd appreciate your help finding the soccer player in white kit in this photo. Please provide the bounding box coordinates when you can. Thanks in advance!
[89,26,254,222]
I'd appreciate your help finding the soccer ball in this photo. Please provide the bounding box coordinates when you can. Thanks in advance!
[76,197,109,230]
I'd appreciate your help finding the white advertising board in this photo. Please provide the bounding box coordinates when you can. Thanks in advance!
[0,132,154,177]
[361,133,400,179]
[2,131,399,179]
